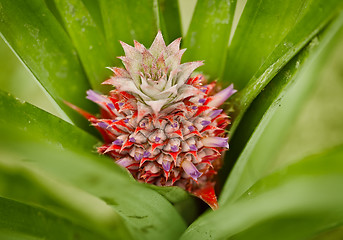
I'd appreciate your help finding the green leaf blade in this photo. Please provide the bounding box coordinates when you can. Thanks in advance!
[182,146,343,240]
[0,158,131,239]
[54,0,114,91]
[223,0,309,89]
[99,0,160,59]
[81,0,105,34]
[0,197,111,240]
[223,0,343,90]
[158,0,182,43]
[231,0,343,126]
[0,90,98,152]
[220,11,343,205]
[183,0,237,80]
[0,0,96,130]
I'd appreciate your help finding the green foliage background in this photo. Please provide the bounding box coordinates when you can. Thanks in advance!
[1,0,343,239]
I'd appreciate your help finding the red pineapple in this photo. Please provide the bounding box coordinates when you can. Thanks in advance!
[69,32,236,209]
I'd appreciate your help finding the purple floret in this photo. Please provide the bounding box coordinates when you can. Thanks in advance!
[98,122,108,129]
[113,139,123,146]
[171,145,178,152]
[143,151,151,158]
[189,144,197,151]
[201,120,211,126]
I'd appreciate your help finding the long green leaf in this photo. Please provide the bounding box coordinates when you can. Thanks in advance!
[220,12,343,205]
[227,1,343,139]
[219,38,312,183]
[0,90,99,152]
[0,0,96,130]
[222,0,309,88]
[158,0,182,43]
[181,146,343,240]
[311,226,343,240]
[0,197,109,240]
[183,0,237,80]
[0,158,130,239]
[0,124,187,240]
[222,0,343,89]
[229,1,343,136]
[270,34,343,170]
[81,0,104,34]
[240,145,343,198]
[99,0,160,60]
[54,0,114,91]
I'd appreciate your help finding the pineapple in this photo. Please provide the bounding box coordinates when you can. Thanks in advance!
[69,32,236,209]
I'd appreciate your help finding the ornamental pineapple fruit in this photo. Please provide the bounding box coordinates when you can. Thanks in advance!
[69,32,236,209]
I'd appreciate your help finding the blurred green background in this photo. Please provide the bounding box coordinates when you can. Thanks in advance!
[273,38,343,170]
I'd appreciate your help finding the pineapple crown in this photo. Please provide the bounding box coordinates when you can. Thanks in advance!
[102,31,204,114]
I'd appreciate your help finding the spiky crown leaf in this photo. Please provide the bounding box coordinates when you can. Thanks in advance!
[103,31,204,114]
